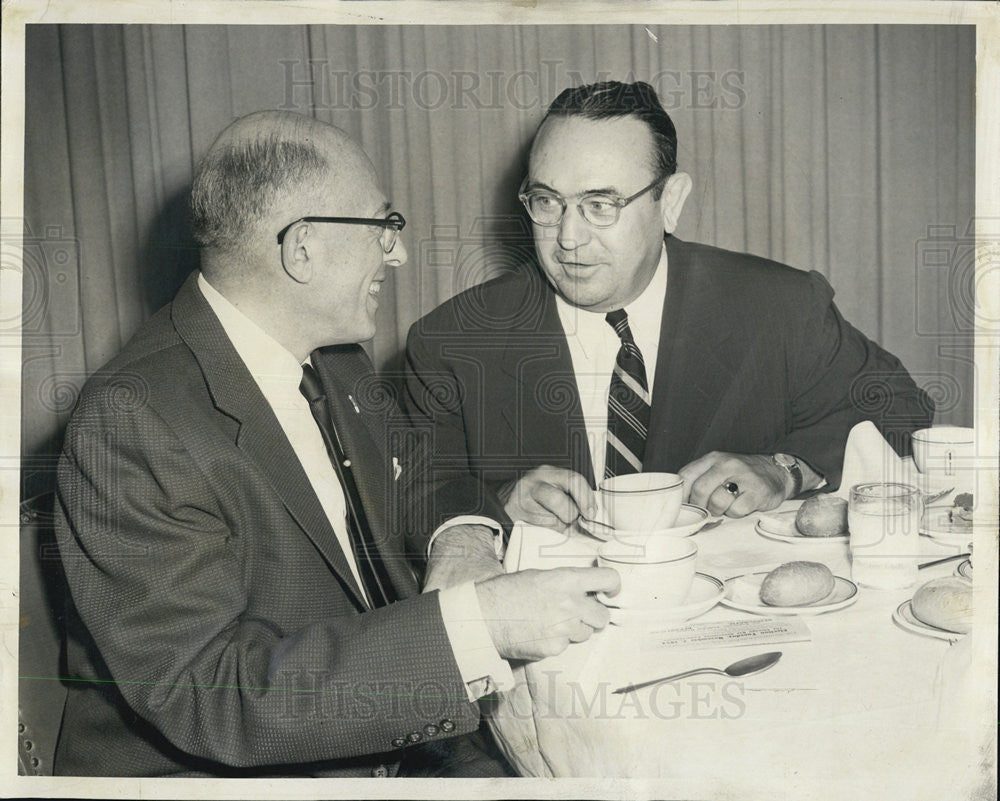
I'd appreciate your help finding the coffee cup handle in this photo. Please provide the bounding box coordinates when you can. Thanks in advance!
[595,590,619,607]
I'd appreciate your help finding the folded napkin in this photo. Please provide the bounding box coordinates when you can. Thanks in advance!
[835,421,918,499]
[504,523,600,573]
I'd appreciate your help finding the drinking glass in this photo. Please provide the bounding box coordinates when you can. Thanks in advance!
[848,482,921,590]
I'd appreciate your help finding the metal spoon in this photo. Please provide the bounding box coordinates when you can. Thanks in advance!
[918,551,971,570]
[922,486,954,505]
[578,514,616,537]
[612,651,782,695]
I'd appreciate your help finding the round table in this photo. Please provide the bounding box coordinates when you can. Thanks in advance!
[485,500,992,799]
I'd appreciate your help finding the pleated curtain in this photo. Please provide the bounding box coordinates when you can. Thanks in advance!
[21,24,975,472]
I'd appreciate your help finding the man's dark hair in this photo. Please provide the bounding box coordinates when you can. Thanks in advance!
[541,81,677,198]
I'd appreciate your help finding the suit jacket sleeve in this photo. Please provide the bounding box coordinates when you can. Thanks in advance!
[55,388,480,770]
[772,270,934,488]
[400,325,509,539]
[402,322,472,484]
[391,402,508,561]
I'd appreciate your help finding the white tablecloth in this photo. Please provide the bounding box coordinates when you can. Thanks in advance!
[485,500,993,799]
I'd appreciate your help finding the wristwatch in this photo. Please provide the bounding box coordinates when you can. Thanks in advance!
[772,453,803,498]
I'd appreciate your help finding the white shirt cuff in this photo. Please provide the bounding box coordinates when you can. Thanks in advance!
[438,582,515,701]
[426,516,505,560]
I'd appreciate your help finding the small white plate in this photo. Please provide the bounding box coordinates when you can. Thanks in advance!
[608,572,724,627]
[955,559,973,579]
[920,505,974,544]
[580,504,715,541]
[755,510,848,543]
[720,571,858,616]
[892,599,965,642]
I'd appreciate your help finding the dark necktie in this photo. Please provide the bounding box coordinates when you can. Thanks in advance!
[299,363,395,608]
[604,309,651,478]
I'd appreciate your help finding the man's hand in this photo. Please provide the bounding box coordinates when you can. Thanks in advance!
[499,466,595,529]
[679,452,790,517]
[475,567,619,661]
[422,524,503,593]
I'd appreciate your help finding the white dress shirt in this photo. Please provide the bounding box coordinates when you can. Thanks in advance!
[197,273,512,700]
[555,244,669,480]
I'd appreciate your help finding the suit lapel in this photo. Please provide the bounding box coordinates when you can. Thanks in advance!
[312,345,419,600]
[169,275,369,610]
[497,277,595,486]
[646,237,740,470]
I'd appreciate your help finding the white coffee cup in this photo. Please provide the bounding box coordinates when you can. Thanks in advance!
[598,472,684,531]
[596,538,697,610]
[912,426,974,480]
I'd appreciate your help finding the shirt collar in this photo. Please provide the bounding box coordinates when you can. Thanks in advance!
[623,241,668,341]
[197,272,306,392]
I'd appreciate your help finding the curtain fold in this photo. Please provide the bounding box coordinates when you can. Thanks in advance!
[22,23,976,468]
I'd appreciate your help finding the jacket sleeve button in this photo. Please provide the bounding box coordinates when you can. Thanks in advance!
[439,719,456,733]
[423,723,440,737]
[371,765,389,777]
[391,737,406,748]
[406,731,423,743]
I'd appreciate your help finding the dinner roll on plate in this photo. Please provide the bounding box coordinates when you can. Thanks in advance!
[911,576,973,634]
[760,561,836,606]
[795,495,848,537]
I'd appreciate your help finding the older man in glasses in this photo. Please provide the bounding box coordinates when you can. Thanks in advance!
[404,81,933,530]
[53,109,617,778]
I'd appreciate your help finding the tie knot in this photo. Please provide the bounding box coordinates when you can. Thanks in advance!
[605,309,632,341]
[299,363,324,404]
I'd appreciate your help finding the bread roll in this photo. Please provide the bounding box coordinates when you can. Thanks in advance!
[795,495,848,537]
[911,577,972,634]
[760,561,836,606]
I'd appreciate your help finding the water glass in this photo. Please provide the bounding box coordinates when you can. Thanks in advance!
[848,482,921,590]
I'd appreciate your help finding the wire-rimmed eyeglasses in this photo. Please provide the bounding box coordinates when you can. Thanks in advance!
[276,211,406,252]
[518,175,665,228]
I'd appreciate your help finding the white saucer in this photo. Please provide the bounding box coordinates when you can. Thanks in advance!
[754,509,799,539]
[955,559,973,579]
[607,572,724,627]
[920,505,974,544]
[892,599,965,642]
[720,571,858,616]
[755,509,848,543]
[580,504,715,541]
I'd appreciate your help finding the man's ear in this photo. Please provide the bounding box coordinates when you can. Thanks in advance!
[659,172,692,234]
[279,221,313,284]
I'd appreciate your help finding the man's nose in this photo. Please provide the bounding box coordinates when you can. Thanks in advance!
[384,235,408,268]
[556,205,590,251]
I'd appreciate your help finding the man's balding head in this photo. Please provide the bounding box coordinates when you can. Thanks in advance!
[187,110,404,358]
[190,110,372,270]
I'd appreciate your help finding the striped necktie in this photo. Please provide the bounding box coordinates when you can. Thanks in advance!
[604,309,651,478]
[299,363,395,608]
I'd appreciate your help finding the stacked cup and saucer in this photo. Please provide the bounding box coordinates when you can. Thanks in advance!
[589,473,724,627]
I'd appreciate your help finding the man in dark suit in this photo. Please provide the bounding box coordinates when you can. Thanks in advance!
[53,110,617,777]
[404,82,933,528]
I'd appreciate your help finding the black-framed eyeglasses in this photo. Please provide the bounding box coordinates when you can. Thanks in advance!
[276,211,406,252]
[518,175,665,228]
